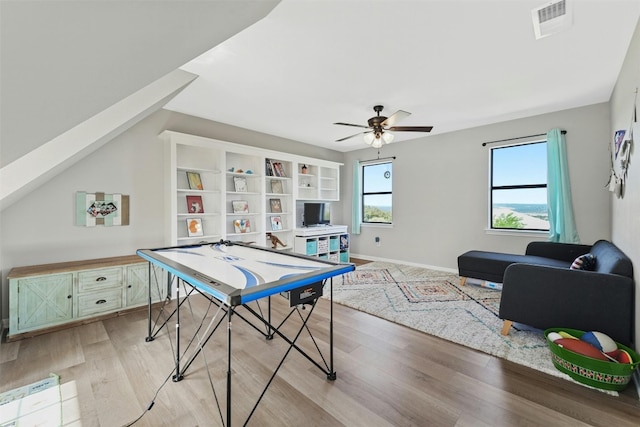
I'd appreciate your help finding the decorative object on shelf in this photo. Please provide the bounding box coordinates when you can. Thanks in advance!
[233,176,248,192]
[266,159,286,177]
[186,195,204,213]
[233,219,251,233]
[186,218,204,237]
[270,198,282,213]
[232,200,249,213]
[270,216,283,231]
[228,167,234,172]
[301,164,308,174]
[186,171,203,190]
[246,170,253,174]
[271,180,283,194]
[76,191,130,227]
[266,232,287,249]
[340,234,349,250]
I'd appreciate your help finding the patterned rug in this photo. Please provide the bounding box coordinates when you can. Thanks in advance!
[332,261,597,389]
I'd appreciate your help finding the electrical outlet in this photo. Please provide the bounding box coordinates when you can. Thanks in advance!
[375,236,380,246]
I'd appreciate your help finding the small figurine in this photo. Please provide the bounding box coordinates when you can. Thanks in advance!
[266,232,286,249]
[301,164,308,174]
[228,167,234,172]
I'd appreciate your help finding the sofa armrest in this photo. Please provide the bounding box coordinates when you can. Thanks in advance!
[499,263,634,346]
[525,241,593,262]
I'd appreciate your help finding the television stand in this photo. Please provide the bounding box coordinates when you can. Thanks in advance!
[294,225,349,263]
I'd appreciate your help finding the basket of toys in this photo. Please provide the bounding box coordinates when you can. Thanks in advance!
[545,328,640,391]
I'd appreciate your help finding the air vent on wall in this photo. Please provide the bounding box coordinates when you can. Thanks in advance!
[532,0,572,40]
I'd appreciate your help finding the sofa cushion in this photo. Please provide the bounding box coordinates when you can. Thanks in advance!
[589,240,633,277]
[570,253,596,271]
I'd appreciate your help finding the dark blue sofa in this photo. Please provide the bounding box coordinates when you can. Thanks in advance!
[458,240,635,346]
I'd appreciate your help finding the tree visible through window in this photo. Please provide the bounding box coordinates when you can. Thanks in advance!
[491,141,549,231]
[362,161,392,224]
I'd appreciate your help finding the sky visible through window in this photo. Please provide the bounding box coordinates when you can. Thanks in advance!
[363,162,392,222]
[492,142,547,204]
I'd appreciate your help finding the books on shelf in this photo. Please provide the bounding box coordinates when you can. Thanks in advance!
[233,176,248,192]
[266,159,286,177]
[186,218,204,237]
[270,198,282,213]
[271,180,283,194]
[270,216,283,231]
[186,195,204,213]
[233,219,251,233]
[232,200,249,213]
[186,171,203,190]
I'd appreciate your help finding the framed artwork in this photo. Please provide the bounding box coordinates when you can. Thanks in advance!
[233,219,251,233]
[186,218,204,237]
[186,171,203,190]
[270,216,283,231]
[186,195,204,213]
[270,198,282,213]
[271,180,283,194]
[234,176,248,192]
[614,130,626,159]
[232,200,249,213]
[76,192,130,227]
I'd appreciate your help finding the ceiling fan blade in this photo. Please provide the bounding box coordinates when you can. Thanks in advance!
[388,126,433,132]
[381,110,411,127]
[333,122,370,129]
[336,131,369,142]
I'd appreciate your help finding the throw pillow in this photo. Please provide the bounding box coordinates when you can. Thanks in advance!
[570,253,596,271]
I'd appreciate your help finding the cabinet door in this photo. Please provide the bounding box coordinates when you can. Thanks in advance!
[14,273,73,332]
[126,263,167,307]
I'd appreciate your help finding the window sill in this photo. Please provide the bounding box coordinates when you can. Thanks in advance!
[485,228,548,237]
[361,223,393,229]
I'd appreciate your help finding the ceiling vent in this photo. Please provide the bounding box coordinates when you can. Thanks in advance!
[532,0,572,40]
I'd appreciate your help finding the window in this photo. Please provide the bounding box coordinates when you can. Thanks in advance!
[361,161,392,224]
[490,141,549,231]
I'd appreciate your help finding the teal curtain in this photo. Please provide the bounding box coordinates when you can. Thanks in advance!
[547,129,580,243]
[351,160,361,235]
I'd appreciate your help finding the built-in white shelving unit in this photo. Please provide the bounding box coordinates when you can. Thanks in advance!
[161,131,343,249]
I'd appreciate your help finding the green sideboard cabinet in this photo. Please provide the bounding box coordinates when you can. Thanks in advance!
[7,255,166,341]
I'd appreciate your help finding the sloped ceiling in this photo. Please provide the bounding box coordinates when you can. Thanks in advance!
[0,0,280,166]
[164,0,640,152]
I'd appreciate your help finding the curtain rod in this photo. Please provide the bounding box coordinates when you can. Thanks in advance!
[481,130,567,147]
[361,155,396,163]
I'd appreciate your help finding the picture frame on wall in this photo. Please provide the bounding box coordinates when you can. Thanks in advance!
[270,198,282,213]
[186,171,203,190]
[232,200,249,213]
[186,195,204,213]
[186,218,204,237]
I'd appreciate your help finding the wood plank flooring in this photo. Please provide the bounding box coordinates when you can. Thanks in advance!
[2,274,639,426]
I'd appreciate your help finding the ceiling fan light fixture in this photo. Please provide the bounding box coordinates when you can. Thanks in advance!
[363,132,375,145]
[371,134,383,148]
[382,131,394,144]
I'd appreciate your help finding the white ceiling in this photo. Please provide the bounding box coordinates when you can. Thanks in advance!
[164,0,640,152]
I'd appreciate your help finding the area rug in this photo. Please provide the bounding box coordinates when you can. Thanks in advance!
[0,373,62,426]
[333,261,615,393]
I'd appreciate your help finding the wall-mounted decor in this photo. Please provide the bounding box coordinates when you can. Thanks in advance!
[76,192,130,226]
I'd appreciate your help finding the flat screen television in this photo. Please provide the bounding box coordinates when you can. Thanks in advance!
[303,202,330,226]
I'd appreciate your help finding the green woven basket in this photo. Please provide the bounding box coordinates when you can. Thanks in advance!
[545,328,640,391]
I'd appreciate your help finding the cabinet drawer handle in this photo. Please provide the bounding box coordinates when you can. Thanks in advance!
[95,299,107,304]
[96,277,107,282]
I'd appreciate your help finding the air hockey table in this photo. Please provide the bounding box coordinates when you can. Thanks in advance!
[136,240,355,426]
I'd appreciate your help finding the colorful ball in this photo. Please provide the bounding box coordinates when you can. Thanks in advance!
[547,332,563,342]
[581,331,618,354]
[558,331,579,340]
[616,349,633,364]
[555,338,609,361]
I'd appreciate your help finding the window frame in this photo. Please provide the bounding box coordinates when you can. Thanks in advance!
[489,140,549,232]
[361,160,393,225]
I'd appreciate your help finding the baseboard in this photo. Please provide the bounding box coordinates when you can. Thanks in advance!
[633,369,640,399]
[348,253,457,274]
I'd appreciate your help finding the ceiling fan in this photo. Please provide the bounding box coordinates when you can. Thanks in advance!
[334,105,433,148]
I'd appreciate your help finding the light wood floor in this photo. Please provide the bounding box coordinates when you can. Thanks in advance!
[2,277,639,426]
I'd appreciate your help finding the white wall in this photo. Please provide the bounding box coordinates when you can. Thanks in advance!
[610,18,640,347]
[342,102,612,269]
[0,110,342,321]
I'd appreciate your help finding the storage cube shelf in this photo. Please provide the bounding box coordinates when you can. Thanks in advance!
[294,226,350,263]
